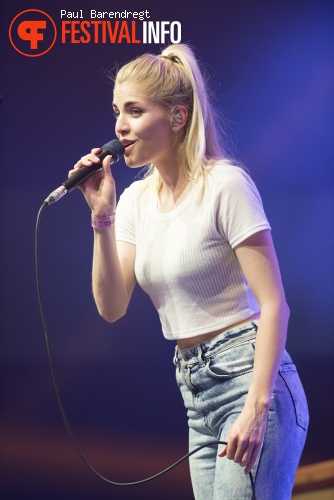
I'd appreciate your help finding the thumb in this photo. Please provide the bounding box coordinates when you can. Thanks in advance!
[102,155,116,182]
[218,444,227,457]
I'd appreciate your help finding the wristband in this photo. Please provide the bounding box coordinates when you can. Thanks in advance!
[91,214,115,229]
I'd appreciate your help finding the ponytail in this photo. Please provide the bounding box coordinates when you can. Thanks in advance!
[114,44,231,194]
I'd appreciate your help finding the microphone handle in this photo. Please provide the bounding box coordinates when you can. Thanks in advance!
[62,148,110,193]
[44,139,124,205]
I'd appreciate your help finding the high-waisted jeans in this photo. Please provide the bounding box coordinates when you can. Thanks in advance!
[174,321,308,500]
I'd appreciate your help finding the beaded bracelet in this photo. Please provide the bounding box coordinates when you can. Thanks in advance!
[91,214,116,229]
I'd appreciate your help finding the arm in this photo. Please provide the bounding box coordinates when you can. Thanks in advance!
[92,230,136,322]
[218,229,290,473]
[70,150,136,322]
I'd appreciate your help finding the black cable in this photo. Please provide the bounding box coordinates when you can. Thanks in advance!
[35,203,256,498]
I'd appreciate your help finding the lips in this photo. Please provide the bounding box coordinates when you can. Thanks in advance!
[121,140,136,156]
[121,140,136,149]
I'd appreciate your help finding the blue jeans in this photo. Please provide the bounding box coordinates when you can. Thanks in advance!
[174,321,308,500]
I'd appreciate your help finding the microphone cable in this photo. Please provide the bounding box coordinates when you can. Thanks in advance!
[35,202,256,499]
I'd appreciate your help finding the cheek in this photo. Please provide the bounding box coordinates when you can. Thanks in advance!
[139,115,171,139]
[147,123,172,147]
[139,122,160,140]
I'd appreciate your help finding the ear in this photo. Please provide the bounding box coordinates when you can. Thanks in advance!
[170,105,188,130]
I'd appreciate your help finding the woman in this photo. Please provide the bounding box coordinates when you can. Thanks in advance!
[71,44,308,499]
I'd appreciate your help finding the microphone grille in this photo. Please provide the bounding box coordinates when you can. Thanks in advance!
[102,139,125,162]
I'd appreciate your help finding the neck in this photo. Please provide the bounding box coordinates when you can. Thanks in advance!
[163,170,188,197]
[156,165,191,212]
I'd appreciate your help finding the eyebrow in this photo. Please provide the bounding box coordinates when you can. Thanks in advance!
[112,100,142,109]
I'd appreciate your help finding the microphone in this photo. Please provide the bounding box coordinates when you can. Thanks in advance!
[44,139,125,205]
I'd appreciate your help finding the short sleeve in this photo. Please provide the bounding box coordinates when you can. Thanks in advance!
[115,185,136,245]
[215,167,271,248]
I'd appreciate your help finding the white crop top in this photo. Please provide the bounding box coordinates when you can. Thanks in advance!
[115,164,271,340]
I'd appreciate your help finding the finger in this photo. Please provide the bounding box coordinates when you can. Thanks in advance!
[68,167,78,177]
[102,155,112,168]
[244,460,255,475]
[72,158,91,171]
[226,436,238,461]
[91,147,101,154]
[240,448,252,468]
[75,149,102,169]
[101,155,115,179]
[233,439,248,464]
[244,443,260,474]
[80,154,101,165]
[218,445,227,457]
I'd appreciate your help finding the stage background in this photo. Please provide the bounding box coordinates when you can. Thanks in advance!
[1,0,333,498]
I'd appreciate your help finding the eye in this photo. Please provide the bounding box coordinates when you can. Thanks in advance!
[130,108,142,117]
[113,110,120,120]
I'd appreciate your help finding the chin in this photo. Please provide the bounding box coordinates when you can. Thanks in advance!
[124,157,147,169]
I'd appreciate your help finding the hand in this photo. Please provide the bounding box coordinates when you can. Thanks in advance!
[218,402,268,474]
[68,148,117,216]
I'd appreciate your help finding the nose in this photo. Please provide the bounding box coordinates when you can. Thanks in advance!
[115,113,130,137]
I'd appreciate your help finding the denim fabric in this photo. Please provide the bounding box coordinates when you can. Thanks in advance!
[174,321,308,500]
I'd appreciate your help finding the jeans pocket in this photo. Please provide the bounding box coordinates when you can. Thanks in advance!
[205,339,255,379]
[279,364,309,430]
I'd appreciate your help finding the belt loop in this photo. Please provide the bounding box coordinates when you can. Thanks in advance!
[173,348,180,369]
[251,321,258,332]
[197,344,206,365]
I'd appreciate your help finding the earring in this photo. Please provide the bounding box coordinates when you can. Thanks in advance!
[172,115,183,126]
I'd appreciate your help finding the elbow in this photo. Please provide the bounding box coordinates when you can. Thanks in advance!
[280,294,290,321]
[93,289,130,323]
[284,300,290,320]
[282,299,290,323]
[276,297,290,326]
[100,310,127,324]
[260,295,290,322]
[98,305,127,324]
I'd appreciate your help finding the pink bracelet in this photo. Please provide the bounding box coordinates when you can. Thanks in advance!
[91,214,116,229]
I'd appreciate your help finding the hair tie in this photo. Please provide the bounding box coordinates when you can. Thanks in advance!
[170,55,181,64]
[161,54,182,65]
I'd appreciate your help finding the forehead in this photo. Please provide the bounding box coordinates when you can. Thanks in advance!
[113,82,148,106]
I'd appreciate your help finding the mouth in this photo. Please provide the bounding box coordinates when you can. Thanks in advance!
[122,140,136,149]
[121,140,136,157]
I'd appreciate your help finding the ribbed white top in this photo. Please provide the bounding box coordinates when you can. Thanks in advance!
[116,164,271,340]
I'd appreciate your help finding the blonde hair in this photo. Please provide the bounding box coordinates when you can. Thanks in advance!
[113,44,231,194]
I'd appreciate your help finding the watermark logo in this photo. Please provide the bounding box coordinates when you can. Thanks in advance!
[9,9,57,57]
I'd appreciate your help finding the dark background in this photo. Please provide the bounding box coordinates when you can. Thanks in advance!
[1,0,333,498]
